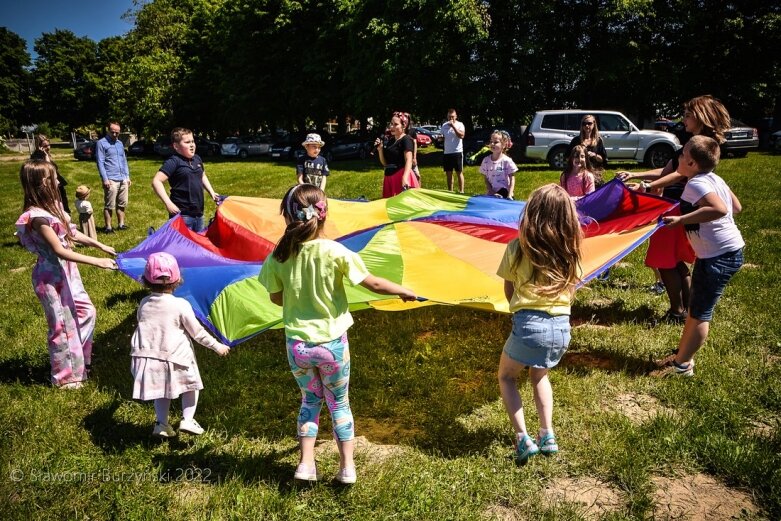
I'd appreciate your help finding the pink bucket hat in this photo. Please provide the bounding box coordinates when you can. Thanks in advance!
[143,252,181,284]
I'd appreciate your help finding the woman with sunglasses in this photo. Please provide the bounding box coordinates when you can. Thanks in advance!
[31,134,70,214]
[568,115,607,172]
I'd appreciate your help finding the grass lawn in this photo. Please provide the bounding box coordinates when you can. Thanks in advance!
[1,149,779,519]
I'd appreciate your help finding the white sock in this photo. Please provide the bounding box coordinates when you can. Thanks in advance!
[539,427,554,438]
[154,399,171,425]
[181,390,199,421]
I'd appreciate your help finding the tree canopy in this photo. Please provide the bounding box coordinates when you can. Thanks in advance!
[1,0,779,138]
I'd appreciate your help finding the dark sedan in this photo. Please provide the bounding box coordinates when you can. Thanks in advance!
[128,138,156,156]
[319,133,373,162]
[73,140,97,161]
[721,120,759,157]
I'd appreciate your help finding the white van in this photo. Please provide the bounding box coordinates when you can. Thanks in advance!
[523,110,680,169]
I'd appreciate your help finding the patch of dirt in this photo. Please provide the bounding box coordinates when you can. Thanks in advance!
[742,263,759,269]
[759,229,780,236]
[482,503,523,521]
[571,317,612,330]
[170,482,210,510]
[560,352,620,371]
[9,267,27,273]
[651,473,759,520]
[615,262,631,269]
[748,417,777,438]
[316,435,406,464]
[544,476,624,518]
[610,393,675,425]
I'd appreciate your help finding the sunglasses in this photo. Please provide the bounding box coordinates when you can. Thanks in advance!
[582,121,594,127]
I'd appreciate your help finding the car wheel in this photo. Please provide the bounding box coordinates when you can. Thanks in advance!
[548,146,568,169]
[239,149,248,159]
[644,144,674,168]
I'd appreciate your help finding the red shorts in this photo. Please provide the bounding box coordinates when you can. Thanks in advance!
[644,224,695,269]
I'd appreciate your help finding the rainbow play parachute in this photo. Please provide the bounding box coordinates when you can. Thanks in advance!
[117,180,677,345]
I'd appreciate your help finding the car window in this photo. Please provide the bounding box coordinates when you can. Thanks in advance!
[541,114,566,130]
[598,114,630,132]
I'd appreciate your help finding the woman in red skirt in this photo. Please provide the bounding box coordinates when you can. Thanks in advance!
[374,111,420,198]
[618,95,731,323]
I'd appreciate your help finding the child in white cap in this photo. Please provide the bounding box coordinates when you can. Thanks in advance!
[296,133,330,191]
[75,185,98,240]
[131,252,230,438]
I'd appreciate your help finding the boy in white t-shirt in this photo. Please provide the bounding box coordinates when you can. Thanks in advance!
[655,135,744,377]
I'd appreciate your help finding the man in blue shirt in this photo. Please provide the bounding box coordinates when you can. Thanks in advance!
[96,121,131,233]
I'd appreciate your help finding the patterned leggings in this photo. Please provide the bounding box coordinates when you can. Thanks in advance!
[286,333,354,441]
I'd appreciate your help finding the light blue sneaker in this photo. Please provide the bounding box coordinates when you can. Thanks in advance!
[515,433,540,463]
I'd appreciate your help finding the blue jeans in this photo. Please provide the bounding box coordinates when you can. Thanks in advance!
[689,248,743,321]
[171,214,205,232]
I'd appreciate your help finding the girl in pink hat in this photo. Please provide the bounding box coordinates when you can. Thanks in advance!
[130,252,230,438]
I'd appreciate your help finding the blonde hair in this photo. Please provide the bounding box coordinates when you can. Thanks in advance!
[579,114,600,146]
[514,184,583,297]
[490,130,512,153]
[686,135,721,172]
[272,184,328,263]
[683,95,731,144]
[20,160,73,241]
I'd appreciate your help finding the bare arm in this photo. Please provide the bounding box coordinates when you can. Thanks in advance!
[503,280,514,303]
[72,228,116,256]
[452,122,465,139]
[359,274,416,301]
[731,189,742,214]
[201,172,219,202]
[508,174,516,199]
[662,192,728,227]
[320,175,327,192]
[374,138,387,167]
[32,219,116,270]
[151,171,179,215]
[269,290,283,306]
[402,150,413,187]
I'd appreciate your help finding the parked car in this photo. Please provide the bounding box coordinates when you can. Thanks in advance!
[522,110,681,169]
[771,129,781,153]
[220,135,272,158]
[128,138,156,156]
[73,140,97,161]
[415,126,444,148]
[270,132,312,161]
[668,118,759,158]
[318,133,373,162]
[195,136,221,157]
[463,127,525,166]
[414,132,432,148]
[720,119,759,157]
[154,136,175,157]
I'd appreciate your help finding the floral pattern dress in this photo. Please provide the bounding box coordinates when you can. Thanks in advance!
[16,208,96,386]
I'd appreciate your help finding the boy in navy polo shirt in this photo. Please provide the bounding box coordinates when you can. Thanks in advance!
[296,133,330,191]
[152,127,220,232]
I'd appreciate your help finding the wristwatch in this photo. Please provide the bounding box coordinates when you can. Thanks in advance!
[640,181,651,192]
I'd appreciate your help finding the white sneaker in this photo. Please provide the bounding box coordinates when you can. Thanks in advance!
[178,418,205,435]
[294,463,318,481]
[59,382,83,390]
[152,422,177,438]
[335,467,357,484]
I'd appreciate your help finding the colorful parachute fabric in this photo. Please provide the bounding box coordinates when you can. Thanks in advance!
[117,180,677,346]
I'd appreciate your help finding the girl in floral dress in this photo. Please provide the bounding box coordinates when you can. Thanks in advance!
[16,160,117,389]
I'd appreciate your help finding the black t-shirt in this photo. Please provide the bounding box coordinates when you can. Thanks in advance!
[160,153,205,217]
[383,135,414,175]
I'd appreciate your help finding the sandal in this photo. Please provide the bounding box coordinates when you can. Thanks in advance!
[514,433,540,463]
[536,432,559,455]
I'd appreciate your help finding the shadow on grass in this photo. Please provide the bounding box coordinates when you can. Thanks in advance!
[572,300,659,327]
[0,353,50,385]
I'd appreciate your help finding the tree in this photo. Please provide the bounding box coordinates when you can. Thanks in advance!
[31,30,100,131]
[0,28,32,135]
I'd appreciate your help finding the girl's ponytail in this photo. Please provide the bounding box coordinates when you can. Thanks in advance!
[272,184,328,263]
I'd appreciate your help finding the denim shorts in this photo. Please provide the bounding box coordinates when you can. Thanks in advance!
[503,310,571,369]
[689,248,743,321]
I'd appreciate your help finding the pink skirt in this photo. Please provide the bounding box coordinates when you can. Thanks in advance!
[382,167,421,198]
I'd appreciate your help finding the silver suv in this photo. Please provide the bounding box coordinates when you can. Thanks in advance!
[523,110,680,169]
